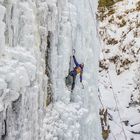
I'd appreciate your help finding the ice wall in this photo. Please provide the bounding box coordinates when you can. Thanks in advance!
[0,0,47,139]
[0,0,101,140]
[0,2,5,57]
[43,0,102,140]
[71,0,101,139]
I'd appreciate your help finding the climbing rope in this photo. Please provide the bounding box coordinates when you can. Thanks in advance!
[98,88,104,108]
[68,3,81,55]
[68,5,75,75]
[107,70,127,140]
[87,1,128,140]
[68,4,75,53]
[111,132,117,140]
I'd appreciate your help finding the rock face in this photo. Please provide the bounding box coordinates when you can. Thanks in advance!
[0,0,101,140]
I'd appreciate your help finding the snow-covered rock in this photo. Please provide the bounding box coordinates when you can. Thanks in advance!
[0,0,101,140]
[98,0,140,139]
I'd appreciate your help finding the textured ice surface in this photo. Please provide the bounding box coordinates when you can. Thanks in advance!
[0,0,101,140]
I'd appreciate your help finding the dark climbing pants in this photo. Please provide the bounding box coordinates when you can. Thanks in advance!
[71,75,76,91]
[69,71,77,91]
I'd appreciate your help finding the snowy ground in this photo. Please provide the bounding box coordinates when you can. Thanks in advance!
[98,0,140,140]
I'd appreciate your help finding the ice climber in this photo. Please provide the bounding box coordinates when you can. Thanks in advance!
[69,55,84,91]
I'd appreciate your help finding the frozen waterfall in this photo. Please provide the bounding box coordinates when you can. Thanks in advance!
[0,0,101,140]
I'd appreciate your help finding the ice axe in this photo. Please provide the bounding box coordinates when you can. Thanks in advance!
[73,49,76,54]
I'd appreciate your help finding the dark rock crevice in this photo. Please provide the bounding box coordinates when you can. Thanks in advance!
[45,31,53,106]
